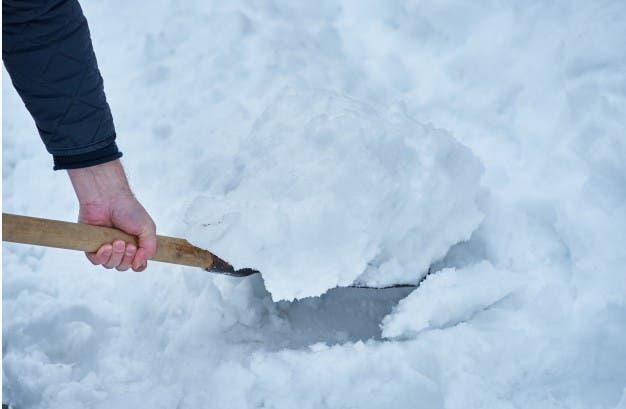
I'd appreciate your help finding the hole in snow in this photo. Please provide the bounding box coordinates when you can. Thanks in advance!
[215,231,487,351]
[271,285,416,349]
[218,274,415,350]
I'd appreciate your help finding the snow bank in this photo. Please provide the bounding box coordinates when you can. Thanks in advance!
[185,88,483,300]
[4,0,626,407]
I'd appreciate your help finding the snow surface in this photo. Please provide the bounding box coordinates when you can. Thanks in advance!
[381,261,521,339]
[186,87,483,299]
[3,0,626,408]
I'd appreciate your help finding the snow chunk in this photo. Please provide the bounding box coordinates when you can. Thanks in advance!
[187,88,484,300]
[382,262,521,339]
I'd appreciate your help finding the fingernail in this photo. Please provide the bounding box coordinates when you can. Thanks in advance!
[125,249,134,256]
[103,248,112,256]
[114,241,125,252]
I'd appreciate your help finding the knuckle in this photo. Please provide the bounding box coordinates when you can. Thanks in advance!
[105,260,118,268]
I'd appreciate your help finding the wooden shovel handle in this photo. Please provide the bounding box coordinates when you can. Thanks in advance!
[2,213,218,270]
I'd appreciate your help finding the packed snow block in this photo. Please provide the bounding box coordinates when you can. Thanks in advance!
[381,262,521,339]
[187,88,483,300]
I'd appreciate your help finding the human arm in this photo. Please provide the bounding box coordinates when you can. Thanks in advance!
[3,0,156,270]
[2,0,121,169]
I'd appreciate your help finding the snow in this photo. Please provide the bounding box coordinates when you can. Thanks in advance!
[185,87,483,299]
[3,0,626,408]
[381,262,520,339]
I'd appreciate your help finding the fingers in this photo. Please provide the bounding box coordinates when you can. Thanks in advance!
[131,220,157,272]
[85,239,151,272]
[132,248,148,272]
[117,243,136,271]
[86,244,113,265]
[86,241,138,271]
[104,240,126,269]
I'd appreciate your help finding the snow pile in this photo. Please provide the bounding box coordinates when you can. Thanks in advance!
[4,0,626,408]
[185,88,483,300]
[382,262,520,339]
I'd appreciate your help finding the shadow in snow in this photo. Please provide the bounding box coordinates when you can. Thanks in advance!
[220,231,486,350]
[269,285,415,349]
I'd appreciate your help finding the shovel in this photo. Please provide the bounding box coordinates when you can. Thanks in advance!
[2,213,421,289]
[2,213,258,277]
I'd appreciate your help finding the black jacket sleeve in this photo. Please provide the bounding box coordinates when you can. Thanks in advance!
[2,0,122,170]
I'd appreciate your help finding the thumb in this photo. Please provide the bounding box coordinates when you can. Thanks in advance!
[137,221,157,260]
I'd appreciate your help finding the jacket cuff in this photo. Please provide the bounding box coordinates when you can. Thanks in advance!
[53,142,123,170]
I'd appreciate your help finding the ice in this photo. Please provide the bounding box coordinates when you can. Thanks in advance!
[4,0,626,408]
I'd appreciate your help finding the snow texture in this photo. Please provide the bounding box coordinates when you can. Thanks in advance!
[186,88,483,300]
[3,0,626,408]
[382,261,520,339]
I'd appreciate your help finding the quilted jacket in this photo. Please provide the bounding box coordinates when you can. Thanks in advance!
[3,0,122,170]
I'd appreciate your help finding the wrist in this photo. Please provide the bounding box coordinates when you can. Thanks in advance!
[68,160,133,206]
[53,142,122,171]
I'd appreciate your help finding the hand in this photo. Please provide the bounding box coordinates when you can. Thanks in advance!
[68,160,157,271]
